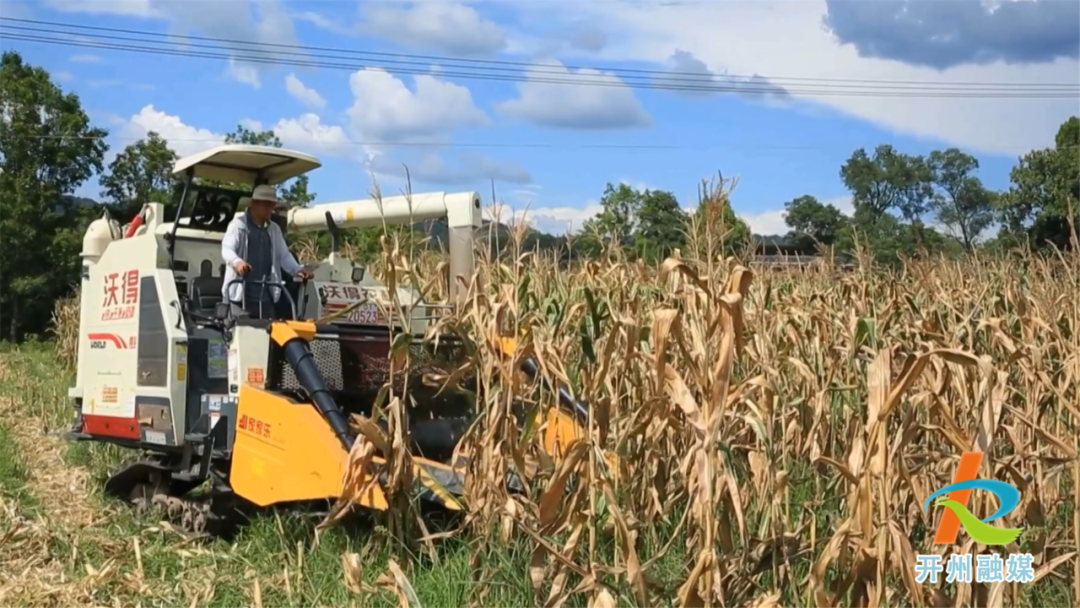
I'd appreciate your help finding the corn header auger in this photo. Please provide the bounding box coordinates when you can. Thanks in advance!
[66,144,594,536]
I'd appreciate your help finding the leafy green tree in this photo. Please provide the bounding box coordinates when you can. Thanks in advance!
[783,195,848,250]
[998,116,1079,250]
[841,145,933,222]
[634,189,687,262]
[841,144,935,252]
[926,148,994,250]
[583,183,642,249]
[0,51,108,341]
[99,131,181,222]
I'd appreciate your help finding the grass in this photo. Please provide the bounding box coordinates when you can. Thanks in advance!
[0,345,693,607]
[0,418,38,513]
[3,193,1080,607]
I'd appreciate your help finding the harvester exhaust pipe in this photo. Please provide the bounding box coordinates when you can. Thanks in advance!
[279,337,354,450]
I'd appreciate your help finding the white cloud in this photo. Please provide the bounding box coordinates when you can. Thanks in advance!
[284,74,326,109]
[738,195,854,236]
[54,71,75,83]
[269,114,352,157]
[518,201,605,235]
[45,0,157,17]
[738,208,788,236]
[665,50,790,102]
[347,68,489,142]
[497,59,651,130]
[359,1,507,56]
[48,0,302,89]
[69,53,103,64]
[119,105,224,158]
[372,151,532,186]
[514,0,1078,154]
[225,58,261,89]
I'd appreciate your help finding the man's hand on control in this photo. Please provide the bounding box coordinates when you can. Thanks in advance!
[295,268,313,281]
[233,260,251,275]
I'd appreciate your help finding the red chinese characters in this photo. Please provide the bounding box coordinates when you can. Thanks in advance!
[237,415,272,439]
[122,269,139,304]
[100,269,140,321]
[103,272,120,307]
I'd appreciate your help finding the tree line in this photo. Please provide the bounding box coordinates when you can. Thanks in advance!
[1,49,1078,341]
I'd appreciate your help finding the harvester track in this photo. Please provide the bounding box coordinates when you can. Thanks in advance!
[127,482,246,537]
[105,458,250,538]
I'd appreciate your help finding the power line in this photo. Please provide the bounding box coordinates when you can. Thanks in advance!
[5,30,1071,99]
[5,16,1075,90]
[13,133,1074,154]
[2,18,1077,99]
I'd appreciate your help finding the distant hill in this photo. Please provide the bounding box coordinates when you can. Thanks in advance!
[67,196,99,207]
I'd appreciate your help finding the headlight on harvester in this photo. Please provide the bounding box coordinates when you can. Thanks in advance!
[351,266,365,283]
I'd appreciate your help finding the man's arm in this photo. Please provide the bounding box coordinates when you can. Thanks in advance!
[274,227,303,275]
[221,219,243,267]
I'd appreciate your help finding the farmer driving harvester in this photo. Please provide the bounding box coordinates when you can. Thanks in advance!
[221,184,312,319]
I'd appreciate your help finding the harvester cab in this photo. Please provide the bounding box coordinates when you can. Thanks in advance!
[66,144,589,534]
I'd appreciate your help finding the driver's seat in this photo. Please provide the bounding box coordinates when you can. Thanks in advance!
[189,276,224,315]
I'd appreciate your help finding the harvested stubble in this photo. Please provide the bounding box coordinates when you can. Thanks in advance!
[2,226,1078,607]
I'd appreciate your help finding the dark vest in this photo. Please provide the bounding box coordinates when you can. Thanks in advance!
[244,212,274,304]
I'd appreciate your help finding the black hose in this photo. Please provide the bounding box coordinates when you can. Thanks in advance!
[280,337,354,450]
[519,357,590,424]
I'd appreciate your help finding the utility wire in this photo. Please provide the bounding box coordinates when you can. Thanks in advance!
[2,19,1077,99]
[4,16,1076,89]
[11,133,1076,153]
[5,30,1071,99]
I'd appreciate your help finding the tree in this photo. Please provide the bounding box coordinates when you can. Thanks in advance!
[841,144,935,255]
[586,183,642,247]
[0,51,108,341]
[841,145,933,222]
[926,148,994,250]
[842,145,933,243]
[783,195,848,250]
[998,116,1079,250]
[99,131,181,222]
[634,189,687,262]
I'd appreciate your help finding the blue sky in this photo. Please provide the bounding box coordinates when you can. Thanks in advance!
[5,0,1078,235]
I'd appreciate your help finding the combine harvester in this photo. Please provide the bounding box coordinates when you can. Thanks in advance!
[66,144,589,534]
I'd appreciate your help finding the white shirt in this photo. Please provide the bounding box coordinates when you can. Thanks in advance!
[220,213,302,303]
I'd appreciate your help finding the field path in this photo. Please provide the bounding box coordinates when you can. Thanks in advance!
[0,357,104,606]
[0,359,96,527]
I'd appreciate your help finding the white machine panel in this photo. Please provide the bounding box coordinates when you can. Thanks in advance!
[315,281,387,325]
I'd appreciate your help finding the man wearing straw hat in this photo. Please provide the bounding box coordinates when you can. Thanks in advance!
[221,184,312,319]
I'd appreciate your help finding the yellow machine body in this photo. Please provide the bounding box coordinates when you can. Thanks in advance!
[226,321,604,511]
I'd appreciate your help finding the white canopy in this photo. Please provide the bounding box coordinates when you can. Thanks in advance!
[172,144,321,185]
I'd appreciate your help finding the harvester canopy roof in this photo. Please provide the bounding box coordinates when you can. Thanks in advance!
[172,144,321,185]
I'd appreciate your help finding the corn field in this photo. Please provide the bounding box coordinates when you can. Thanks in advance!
[23,195,1080,607]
